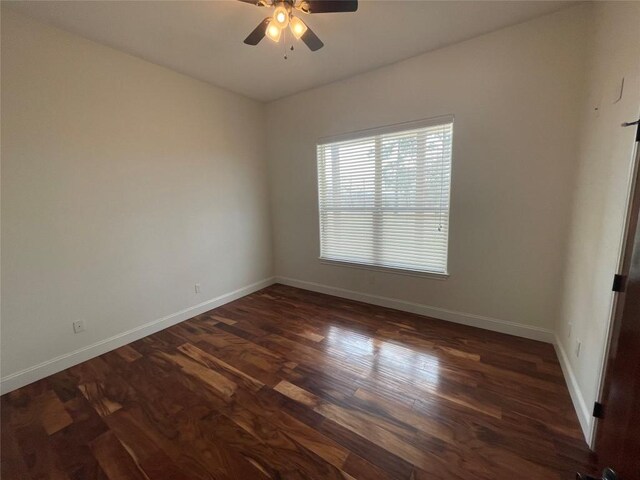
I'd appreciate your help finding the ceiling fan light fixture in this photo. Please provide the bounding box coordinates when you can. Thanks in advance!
[273,4,289,28]
[265,20,282,42]
[240,0,358,51]
[289,16,307,39]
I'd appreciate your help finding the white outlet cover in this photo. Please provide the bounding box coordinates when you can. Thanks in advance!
[73,320,85,334]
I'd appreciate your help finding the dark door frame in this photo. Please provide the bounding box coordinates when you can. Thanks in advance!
[590,118,640,450]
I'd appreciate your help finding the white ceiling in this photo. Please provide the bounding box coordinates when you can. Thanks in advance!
[5,0,577,102]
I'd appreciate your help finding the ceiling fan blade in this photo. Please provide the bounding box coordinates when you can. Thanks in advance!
[244,17,271,45]
[304,0,357,13]
[237,0,268,6]
[301,25,324,51]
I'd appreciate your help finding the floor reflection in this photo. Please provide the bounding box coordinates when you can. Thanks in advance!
[325,324,440,389]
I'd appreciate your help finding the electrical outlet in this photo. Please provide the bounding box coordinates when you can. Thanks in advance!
[195,283,201,294]
[568,322,573,338]
[72,320,85,334]
[575,339,582,358]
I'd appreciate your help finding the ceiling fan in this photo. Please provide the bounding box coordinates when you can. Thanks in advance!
[239,0,358,52]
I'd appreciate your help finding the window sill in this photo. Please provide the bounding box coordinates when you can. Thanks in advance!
[318,258,449,280]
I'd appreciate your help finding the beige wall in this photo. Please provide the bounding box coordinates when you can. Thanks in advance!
[1,10,273,385]
[266,5,590,339]
[556,1,640,442]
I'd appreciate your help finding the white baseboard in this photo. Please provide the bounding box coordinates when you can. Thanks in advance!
[553,334,593,444]
[275,276,555,343]
[0,277,276,394]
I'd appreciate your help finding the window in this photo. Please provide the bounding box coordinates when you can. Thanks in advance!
[317,116,453,276]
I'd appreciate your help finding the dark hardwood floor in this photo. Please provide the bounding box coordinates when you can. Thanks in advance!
[1,284,595,479]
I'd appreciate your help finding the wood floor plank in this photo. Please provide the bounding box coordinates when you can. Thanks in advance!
[177,342,264,392]
[211,315,237,325]
[89,431,149,480]
[103,409,192,480]
[318,417,416,480]
[201,411,350,480]
[78,383,123,417]
[14,422,71,480]
[38,390,74,435]
[236,387,351,470]
[48,397,110,479]
[171,411,272,480]
[1,398,35,480]
[114,345,143,363]
[274,380,476,479]
[0,284,594,480]
[157,349,237,399]
[107,405,225,480]
[254,387,401,480]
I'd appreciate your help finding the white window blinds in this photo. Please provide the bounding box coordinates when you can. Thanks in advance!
[317,117,453,275]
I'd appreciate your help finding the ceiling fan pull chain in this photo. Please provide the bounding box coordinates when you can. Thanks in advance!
[283,27,288,59]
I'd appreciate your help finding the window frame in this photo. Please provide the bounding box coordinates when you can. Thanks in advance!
[315,115,454,279]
